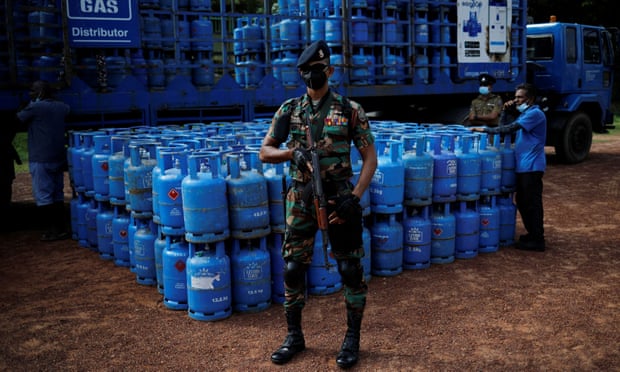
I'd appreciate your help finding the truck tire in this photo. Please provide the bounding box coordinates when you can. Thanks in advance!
[555,112,592,164]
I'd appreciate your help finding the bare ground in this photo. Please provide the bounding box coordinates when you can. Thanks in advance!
[1,132,619,371]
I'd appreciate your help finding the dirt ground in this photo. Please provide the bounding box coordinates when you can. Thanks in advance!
[1,131,619,372]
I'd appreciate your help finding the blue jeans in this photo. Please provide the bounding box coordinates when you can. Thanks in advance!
[29,161,65,206]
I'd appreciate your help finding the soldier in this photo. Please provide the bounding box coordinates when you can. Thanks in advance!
[467,73,503,127]
[259,40,377,368]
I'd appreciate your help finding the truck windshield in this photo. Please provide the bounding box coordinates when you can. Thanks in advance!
[527,35,553,60]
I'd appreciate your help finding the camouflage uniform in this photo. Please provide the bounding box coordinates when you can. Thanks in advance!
[267,89,375,311]
[469,93,503,126]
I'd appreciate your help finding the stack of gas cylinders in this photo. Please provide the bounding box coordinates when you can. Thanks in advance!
[67,120,516,321]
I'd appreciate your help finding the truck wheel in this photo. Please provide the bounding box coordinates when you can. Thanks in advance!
[555,112,592,164]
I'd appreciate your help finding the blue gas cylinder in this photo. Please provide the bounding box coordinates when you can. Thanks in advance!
[134,217,157,285]
[382,49,405,84]
[157,148,189,235]
[268,232,285,304]
[243,18,263,53]
[191,18,214,51]
[86,198,99,250]
[277,0,289,14]
[80,132,100,195]
[226,153,271,239]
[126,141,158,217]
[234,56,246,87]
[233,18,246,55]
[403,135,434,206]
[478,133,502,196]
[454,200,480,259]
[308,230,342,295]
[161,18,175,49]
[70,196,79,240]
[270,17,281,51]
[187,241,232,321]
[231,237,271,312]
[280,51,299,87]
[128,213,138,272]
[131,50,148,87]
[279,18,300,51]
[500,135,516,192]
[416,49,429,84]
[163,235,190,310]
[329,52,344,86]
[403,205,432,269]
[147,56,165,88]
[371,213,403,276]
[112,205,130,267]
[177,18,191,50]
[154,228,166,294]
[311,11,326,42]
[92,134,112,201]
[183,153,230,243]
[164,58,178,85]
[108,135,132,205]
[456,134,481,201]
[152,145,178,224]
[431,202,455,264]
[76,193,89,247]
[498,193,517,247]
[143,12,162,48]
[70,132,86,192]
[351,48,372,85]
[383,14,398,43]
[429,134,457,203]
[325,7,342,46]
[33,55,60,83]
[192,54,215,86]
[244,53,265,88]
[96,201,114,260]
[441,14,451,43]
[510,49,520,80]
[361,225,371,282]
[190,0,211,10]
[264,163,289,233]
[352,9,369,43]
[370,140,405,214]
[478,195,500,253]
[28,8,57,40]
[415,12,429,44]
[105,56,127,88]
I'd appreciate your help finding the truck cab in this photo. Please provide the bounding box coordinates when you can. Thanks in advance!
[526,22,616,163]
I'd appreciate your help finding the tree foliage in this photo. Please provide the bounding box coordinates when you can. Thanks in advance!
[528,0,618,27]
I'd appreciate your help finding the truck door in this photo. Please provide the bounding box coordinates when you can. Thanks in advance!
[581,27,610,93]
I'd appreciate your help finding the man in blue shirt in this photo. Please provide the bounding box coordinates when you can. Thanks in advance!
[17,80,71,241]
[471,83,546,251]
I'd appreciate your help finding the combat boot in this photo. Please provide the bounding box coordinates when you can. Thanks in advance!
[336,309,363,369]
[271,309,305,364]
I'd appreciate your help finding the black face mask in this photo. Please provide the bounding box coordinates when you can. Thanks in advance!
[301,69,328,90]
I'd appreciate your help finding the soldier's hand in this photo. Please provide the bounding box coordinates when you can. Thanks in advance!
[329,194,361,222]
[291,148,312,173]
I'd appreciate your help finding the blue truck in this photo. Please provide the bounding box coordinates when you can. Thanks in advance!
[0,0,615,163]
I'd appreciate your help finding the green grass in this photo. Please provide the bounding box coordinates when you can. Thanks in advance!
[13,132,29,174]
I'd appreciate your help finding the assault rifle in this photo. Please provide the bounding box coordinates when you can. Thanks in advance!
[304,123,332,268]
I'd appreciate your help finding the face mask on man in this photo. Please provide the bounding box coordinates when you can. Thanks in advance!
[301,64,328,90]
[517,102,529,113]
[479,86,490,95]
